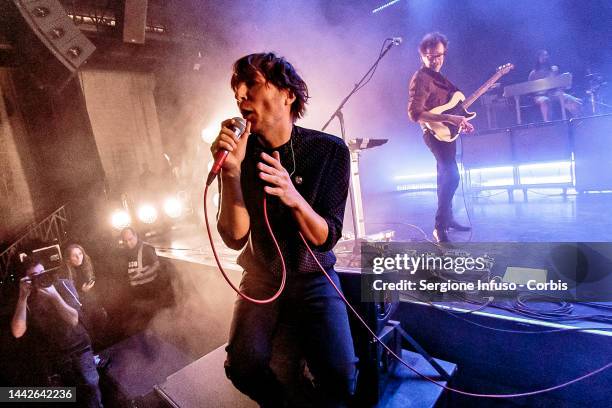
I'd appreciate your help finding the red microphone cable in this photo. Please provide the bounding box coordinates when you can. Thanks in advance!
[203,184,286,304]
[203,184,612,398]
[297,233,612,399]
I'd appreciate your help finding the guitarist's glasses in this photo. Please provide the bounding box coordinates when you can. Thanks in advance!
[423,52,446,60]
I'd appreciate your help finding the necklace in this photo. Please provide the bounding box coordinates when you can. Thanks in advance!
[288,136,296,177]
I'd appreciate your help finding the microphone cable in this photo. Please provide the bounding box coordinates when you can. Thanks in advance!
[203,184,286,304]
[203,182,612,398]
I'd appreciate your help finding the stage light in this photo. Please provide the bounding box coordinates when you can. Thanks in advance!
[163,197,183,218]
[111,210,131,230]
[396,183,437,191]
[469,166,515,175]
[478,178,515,187]
[201,126,217,144]
[394,172,437,181]
[518,161,571,172]
[213,192,220,208]
[138,204,158,224]
[519,161,572,185]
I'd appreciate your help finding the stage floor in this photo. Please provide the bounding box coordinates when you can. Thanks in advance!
[363,189,612,242]
[149,189,612,332]
[151,189,612,262]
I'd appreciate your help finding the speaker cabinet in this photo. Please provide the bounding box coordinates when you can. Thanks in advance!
[123,0,148,44]
[13,0,95,72]
[572,114,612,191]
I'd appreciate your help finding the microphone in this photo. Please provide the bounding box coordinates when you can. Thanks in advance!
[206,117,247,186]
[388,37,403,45]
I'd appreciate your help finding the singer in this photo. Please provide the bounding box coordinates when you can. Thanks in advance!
[407,32,474,243]
[210,53,357,407]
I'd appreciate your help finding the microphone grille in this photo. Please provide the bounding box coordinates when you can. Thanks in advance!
[232,117,247,133]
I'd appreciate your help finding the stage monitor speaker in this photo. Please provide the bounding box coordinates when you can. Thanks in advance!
[461,128,513,168]
[511,120,572,164]
[337,268,400,406]
[155,345,257,408]
[12,0,96,72]
[571,114,612,191]
[123,0,148,44]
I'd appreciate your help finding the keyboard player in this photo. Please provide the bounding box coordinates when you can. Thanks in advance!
[528,49,582,122]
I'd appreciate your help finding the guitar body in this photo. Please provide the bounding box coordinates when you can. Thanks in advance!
[425,92,477,142]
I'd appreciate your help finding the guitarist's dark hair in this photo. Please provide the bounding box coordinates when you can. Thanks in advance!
[418,32,449,54]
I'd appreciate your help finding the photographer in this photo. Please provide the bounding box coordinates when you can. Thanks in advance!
[11,257,103,408]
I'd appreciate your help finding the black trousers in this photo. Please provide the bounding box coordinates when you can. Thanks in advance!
[423,131,460,229]
[225,270,358,407]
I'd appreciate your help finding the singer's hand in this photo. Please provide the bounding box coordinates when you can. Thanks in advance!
[211,119,251,176]
[258,151,301,208]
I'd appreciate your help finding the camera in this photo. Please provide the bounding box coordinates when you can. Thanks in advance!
[28,268,59,289]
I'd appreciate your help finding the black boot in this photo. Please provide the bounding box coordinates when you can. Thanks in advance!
[447,220,471,232]
[433,227,449,243]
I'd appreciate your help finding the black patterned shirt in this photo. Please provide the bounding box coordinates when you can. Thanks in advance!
[235,125,350,276]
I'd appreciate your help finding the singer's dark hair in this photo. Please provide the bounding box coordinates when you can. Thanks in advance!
[418,32,449,54]
[231,52,309,121]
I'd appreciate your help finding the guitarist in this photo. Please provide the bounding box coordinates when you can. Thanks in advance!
[407,32,473,243]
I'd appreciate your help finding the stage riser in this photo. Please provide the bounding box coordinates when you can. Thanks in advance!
[463,120,572,168]
[462,115,612,192]
[396,301,611,407]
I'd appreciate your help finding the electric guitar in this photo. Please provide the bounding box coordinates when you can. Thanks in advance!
[425,63,514,142]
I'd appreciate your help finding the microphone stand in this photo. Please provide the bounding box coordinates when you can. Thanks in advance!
[322,40,397,131]
[322,40,398,252]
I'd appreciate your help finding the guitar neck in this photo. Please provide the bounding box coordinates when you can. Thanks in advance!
[463,71,504,109]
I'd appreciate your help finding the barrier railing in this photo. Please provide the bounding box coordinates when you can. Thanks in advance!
[0,206,69,282]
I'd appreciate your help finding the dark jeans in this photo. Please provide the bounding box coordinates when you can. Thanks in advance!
[225,270,358,408]
[50,346,103,408]
[423,131,460,229]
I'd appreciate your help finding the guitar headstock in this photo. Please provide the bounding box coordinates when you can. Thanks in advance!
[497,63,514,75]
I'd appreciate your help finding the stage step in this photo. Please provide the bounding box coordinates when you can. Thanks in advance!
[100,330,193,405]
[378,349,457,408]
[155,344,456,408]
